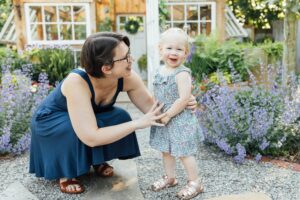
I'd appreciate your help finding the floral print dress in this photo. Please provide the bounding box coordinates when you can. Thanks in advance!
[150,65,202,157]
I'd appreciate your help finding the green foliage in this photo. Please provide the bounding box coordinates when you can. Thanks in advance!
[24,47,76,85]
[159,0,170,30]
[124,18,140,35]
[227,0,284,29]
[137,54,147,72]
[98,17,112,32]
[0,47,29,79]
[185,35,283,83]
[0,0,11,30]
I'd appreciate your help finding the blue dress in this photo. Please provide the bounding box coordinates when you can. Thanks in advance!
[29,69,140,180]
[150,66,201,157]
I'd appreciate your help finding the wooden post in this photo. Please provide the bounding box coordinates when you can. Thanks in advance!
[109,0,116,31]
[12,0,27,52]
[215,0,225,42]
[146,0,159,91]
[297,20,300,72]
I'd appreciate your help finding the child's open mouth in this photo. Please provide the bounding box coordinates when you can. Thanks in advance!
[169,58,178,63]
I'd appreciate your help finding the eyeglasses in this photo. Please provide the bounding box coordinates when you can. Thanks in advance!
[112,48,131,64]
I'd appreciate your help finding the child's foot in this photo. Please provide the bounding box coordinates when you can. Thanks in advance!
[151,175,178,192]
[176,180,204,199]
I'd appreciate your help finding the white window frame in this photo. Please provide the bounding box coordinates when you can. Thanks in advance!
[24,3,91,45]
[165,2,216,35]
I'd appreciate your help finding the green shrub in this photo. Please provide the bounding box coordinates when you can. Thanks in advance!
[24,46,76,85]
[185,35,283,83]
[137,54,147,72]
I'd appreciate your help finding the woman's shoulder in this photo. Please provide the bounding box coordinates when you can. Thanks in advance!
[61,72,90,96]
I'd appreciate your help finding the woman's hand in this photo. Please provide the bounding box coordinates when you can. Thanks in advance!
[134,101,166,129]
[160,115,171,125]
[187,95,198,112]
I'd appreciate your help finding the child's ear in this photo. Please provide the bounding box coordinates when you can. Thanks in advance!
[101,65,112,75]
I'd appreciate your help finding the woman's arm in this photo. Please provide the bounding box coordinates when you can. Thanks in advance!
[62,74,165,147]
[123,71,155,114]
[162,71,192,123]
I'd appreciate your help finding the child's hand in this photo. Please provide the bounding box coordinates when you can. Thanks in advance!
[160,115,171,125]
[198,104,206,112]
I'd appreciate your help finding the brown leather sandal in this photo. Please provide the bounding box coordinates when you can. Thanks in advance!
[93,163,114,177]
[151,175,178,192]
[59,179,85,194]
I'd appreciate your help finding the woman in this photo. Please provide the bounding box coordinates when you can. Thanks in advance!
[29,32,196,194]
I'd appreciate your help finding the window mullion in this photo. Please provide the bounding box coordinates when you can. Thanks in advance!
[42,6,46,41]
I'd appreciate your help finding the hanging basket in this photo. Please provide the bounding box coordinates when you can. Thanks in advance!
[124,19,140,35]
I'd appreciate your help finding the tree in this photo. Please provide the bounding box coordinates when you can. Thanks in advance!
[268,0,300,82]
[0,0,12,31]
[227,0,284,29]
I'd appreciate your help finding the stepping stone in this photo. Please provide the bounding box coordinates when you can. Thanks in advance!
[206,192,271,200]
[0,181,38,200]
[82,159,143,200]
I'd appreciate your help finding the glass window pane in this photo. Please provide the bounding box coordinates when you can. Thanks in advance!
[187,5,198,20]
[200,22,211,35]
[200,5,211,20]
[73,6,86,22]
[46,24,58,40]
[138,26,144,32]
[120,16,126,23]
[59,6,72,22]
[60,24,72,40]
[137,16,143,23]
[74,25,86,40]
[44,6,57,23]
[187,23,198,37]
[31,24,44,40]
[119,25,125,31]
[173,22,184,29]
[172,5,184,21]
[165,5,171,21]
[29,6,42,23]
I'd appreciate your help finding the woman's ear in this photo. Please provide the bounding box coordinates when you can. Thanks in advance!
[101,65,112,75]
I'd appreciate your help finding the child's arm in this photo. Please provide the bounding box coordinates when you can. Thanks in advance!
[161,71,192,124]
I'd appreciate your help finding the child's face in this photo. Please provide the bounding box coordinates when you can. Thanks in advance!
[159,33,188,68]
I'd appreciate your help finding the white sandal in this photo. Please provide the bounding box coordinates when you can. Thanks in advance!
[151,175,178,192]
[176,180,204,199]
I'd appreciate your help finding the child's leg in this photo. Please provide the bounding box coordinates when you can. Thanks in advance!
[162,152,176,178]
[151,152,177,191]
[177,155,204,199]
[179,155,198,181]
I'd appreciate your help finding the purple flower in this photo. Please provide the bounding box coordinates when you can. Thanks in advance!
[255,153,262,162]
[233,143,246,164]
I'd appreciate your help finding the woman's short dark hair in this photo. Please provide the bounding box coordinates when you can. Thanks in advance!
[80,32,130,78]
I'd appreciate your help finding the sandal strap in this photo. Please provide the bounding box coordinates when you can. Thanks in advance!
[152,175,177,191]
[60,180,82,190]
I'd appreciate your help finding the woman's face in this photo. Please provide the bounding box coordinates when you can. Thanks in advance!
[108,41,133,78]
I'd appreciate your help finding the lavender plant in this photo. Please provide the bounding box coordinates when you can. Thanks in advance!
[0,64,50,155]
[197,63,300,163]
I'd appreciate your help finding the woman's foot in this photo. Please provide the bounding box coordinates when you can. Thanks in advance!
[93,163,114,177]
[59,178,84,194]
[151,175,178,192]
[176,180,204,199]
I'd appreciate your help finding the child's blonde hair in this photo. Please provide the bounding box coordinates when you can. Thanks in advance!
[159,27,190,52]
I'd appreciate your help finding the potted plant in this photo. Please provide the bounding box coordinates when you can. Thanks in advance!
[137,54,147,72]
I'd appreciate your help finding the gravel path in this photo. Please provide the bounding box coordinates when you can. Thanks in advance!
[0,103,299,200]
[135,127,300,200]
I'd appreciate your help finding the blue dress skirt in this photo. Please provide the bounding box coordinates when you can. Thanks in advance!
[29,69,140,180]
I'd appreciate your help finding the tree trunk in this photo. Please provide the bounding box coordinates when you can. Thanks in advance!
[282,7,298,84]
